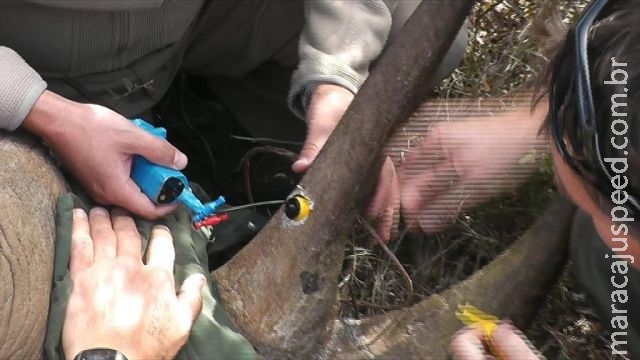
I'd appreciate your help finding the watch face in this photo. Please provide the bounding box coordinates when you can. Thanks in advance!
[73,348,128,360]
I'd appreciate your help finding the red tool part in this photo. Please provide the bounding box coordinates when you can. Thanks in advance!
[194,213,230,230]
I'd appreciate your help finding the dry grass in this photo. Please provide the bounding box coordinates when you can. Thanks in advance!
[435,0,587,98]
[338,1,626,358]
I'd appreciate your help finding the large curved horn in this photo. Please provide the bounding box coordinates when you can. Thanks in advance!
[324,197,575,358]
[213,1,476,358]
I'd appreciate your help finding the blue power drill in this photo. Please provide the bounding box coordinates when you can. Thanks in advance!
[130,119,225,223]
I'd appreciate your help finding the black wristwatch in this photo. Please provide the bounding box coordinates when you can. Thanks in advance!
[73,348,129,360]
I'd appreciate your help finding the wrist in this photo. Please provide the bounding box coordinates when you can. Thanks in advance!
[64,336,173,360]
[306,83,354,125]
[311,82,354,102]
[21,90,82,142]
[72,348,129,360]
[495,99,549,142]
[66,342,144,360]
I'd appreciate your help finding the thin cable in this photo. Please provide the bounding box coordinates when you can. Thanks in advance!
[216,200,285,213]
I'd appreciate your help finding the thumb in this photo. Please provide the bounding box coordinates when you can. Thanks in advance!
[110,178,178,220]
[293,83,353,174]
[491,323,542,359]
[130,130,189,170]
[177,273,206,332]
[292,139,324,174]
[449,327,492,360]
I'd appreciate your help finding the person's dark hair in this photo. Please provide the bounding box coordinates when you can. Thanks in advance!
[541,0,640,219]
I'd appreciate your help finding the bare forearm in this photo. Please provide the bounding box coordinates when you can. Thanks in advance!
[22,90,85,142]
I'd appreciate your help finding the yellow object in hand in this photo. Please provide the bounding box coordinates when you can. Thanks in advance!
[455,304,499,347]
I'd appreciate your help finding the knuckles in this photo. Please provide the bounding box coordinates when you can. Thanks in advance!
[147,267,175,288]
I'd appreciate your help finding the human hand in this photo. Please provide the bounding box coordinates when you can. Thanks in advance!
[62,207,205,360]
[365,157,401,243]
[398,111,547,233]
[292,83,354,173]
[367,104,548,241]
[22,90,188,219]
[448,322,543,359]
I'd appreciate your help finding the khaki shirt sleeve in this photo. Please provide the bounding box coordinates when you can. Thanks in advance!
[0,46,47,131]
[288,0,392,119]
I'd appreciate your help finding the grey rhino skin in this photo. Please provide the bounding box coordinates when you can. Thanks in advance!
[0,132,68,359]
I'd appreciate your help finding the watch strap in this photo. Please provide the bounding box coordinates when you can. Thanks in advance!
[73,348,129,360]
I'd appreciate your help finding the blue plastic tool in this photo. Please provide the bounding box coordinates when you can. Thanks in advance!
[130,119,225,222]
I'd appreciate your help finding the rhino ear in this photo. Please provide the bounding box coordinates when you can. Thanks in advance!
[0,132,69,358]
